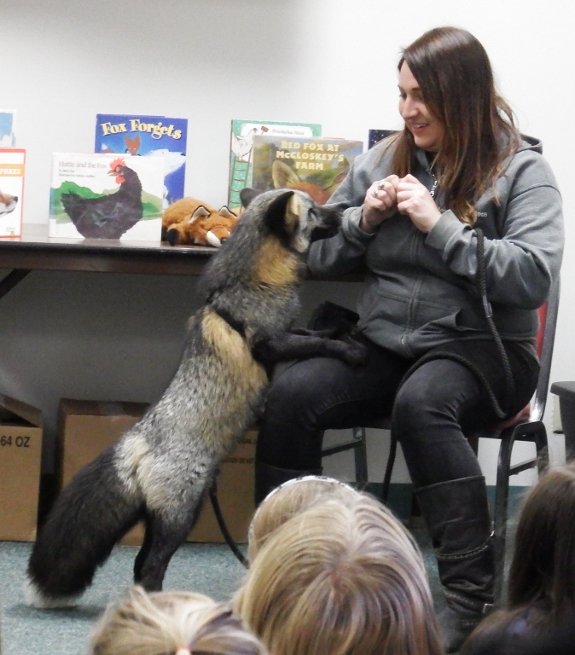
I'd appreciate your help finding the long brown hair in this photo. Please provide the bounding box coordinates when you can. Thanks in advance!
[392,26,521,225]
[463,465,575,652]
[508,465,575,617]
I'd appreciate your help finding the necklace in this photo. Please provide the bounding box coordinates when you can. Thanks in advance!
[430,171,438,199]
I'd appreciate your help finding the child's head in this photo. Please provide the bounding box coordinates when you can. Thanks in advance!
[509,463,575,615]
[247,475,360,562]
[89,586,267,655]
[236,495,442,655]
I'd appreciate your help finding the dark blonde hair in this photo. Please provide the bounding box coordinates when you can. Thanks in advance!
[247,475,360,562]
[235,496,442,655]
[392,26,521,224]
[89,586,267,655]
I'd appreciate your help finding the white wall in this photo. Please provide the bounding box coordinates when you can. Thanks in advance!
[2,0,574,484]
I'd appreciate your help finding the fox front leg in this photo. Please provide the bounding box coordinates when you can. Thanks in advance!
[252,332,368,367]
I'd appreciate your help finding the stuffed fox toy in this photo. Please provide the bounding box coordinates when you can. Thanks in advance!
[162,198,240,247]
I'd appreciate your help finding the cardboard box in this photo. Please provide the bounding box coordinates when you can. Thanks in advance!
[56,398,149,545]
[56,399,256,545]
[0,395,43,541]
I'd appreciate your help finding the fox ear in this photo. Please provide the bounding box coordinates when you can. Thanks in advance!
[264,190,296,240]
[239,187,260,208]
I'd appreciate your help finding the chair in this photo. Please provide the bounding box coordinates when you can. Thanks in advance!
[320,277,560,607]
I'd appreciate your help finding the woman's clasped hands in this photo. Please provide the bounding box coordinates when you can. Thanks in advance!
[361,174,441,234]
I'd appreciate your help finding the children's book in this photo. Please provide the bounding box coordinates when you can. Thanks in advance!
[0,148,25,238]
[228,119,322,209]
[94,114,187,209]
[368,129,396,149]
[0,111,17,147]
[250,135,363,205]
[49,153,165,241]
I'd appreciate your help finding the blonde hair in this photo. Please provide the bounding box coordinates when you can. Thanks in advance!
[235,496,442,655]
[89,586,267,655]
[248,475,360,562]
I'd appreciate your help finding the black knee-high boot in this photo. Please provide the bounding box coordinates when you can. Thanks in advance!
[415,475,495,654]
[254,461,323,506]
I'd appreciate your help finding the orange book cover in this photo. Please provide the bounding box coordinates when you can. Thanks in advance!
[0,148,25,238]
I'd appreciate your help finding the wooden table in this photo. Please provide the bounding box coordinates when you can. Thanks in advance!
[0,224,216,300]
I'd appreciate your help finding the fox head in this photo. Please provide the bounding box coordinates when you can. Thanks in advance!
[240,187,340,253]
[200,188,341,298]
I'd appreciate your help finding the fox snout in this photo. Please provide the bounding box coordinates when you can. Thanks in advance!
[309,206,341,242]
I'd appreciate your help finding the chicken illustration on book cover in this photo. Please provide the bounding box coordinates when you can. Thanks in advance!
[95,114,187,209]
[0,148,25,238]
[250,135,363,205]
[228,119,322,210]
[49,153,165,240]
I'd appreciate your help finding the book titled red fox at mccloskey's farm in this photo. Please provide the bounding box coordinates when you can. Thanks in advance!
[251,135,363,205]
[95,114,187,209]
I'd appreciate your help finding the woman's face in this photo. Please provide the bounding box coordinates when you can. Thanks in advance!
[398,62,444,153]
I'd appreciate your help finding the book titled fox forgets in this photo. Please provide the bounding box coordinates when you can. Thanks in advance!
[0,148,25,238]
[95,114,187,209]
[250,135,363,205]
[49,153,165,240]
[228,119,322,210]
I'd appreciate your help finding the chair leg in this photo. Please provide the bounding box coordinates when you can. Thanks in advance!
[382,432,398,503]
[351,426,368,487]
[534,429,550,475]
[493,432,515,607]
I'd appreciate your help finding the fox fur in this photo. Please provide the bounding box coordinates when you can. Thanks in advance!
[25,188,367,608]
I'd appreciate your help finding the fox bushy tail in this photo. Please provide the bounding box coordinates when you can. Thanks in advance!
[26,445,142,607]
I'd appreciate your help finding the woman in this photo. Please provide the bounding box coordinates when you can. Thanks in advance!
[235,494,442,655]
[461,464,575,655]
[254,26,563,652]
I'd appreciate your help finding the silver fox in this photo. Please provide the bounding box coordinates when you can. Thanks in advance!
[25,188,367,608]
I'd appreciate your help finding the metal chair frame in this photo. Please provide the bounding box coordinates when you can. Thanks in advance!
[321,277,560,607]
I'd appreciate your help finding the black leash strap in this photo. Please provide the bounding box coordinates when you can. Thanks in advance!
[208,480,248,567]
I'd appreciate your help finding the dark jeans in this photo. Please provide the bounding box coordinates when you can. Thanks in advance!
[256,336,539,487]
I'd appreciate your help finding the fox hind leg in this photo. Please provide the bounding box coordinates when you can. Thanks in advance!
[134,483,205,591]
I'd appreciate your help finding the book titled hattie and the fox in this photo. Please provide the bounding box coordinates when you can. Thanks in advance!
[49,114,188,240]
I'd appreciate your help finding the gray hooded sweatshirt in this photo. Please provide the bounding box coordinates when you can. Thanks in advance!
[308,136,564,358]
